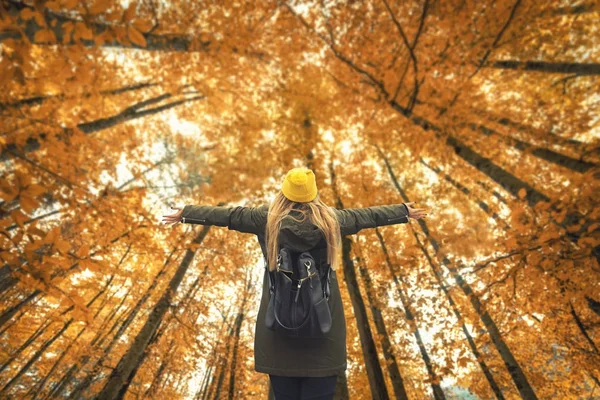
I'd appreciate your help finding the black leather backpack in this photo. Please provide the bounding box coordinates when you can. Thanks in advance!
[265,247,332,338]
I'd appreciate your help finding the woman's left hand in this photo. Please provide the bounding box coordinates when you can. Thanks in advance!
[162,206,183,226]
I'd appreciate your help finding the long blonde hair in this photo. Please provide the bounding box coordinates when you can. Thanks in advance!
[265,191,341,272]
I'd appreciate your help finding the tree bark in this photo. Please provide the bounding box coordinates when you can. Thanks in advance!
[353,242,413,400]
[490,60,600,75]
[330,161,390,400]
[94,224,212,400]
[378,147,539,399]
[0,92,205,161]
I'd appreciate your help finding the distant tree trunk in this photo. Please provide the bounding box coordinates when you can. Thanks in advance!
[95,224,212,400]
[228,270,253,400]
[490,60,600,75]
[330,161,390,400]
[0,82,157,111]
[393,103,599,264]
[0,269,117,389]
[0,319,72,396]
[66,247,181,398]
[419,158,509,229]
[361,238,446,400]
[378,147,539,400]
[376,227,507,399]
[569,301,599,355]
[465,122,596,173]
[1,92,205,161]
[28,325,87,399]
[198,305,233,400]
[353,243,413,400]
[211,324,235,400]
[46,288,132,398]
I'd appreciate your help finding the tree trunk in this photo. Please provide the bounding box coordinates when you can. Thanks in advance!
[490,60,600,75]
[330,161,390,400]
[0,82,156,111]
[0,319,72,396]
[353,242,413,400]
[95,224,212,400]
[1,92,205,161]
[379,148,539,399]
[378,227,507,399]
[228,270,253,400]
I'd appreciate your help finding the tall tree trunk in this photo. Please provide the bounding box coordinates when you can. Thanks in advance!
[378,227,506,399]
[329,161,390,400]
[465,122,596,173]
[419,158,509,229]
[378,147,539,399]
[228,270,253,400]
[29,325,87,399]
[65,246,181,398]
[211,324,235,400]
[0,82,156,111]
[490,60,600,75]
[353,242,413,400]
[95,224,212,400]
[0,319,72,396]
[1,92,205,161]
[45,288,132,399]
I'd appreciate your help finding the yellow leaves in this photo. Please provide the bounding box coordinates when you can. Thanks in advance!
[76,244,91,258]
[0,178,18,201]
[34,29,57,44]
[88,0,111,16]
[132,19,154,33]
[20,8,37,20]
[55,238,72,255]
[19,183,45,213]
[80,259,104,273]
[527,251,542,266]
[74,22,94,41]
[123,3,137,23]
[10,209,29,228]
[62,0,80,10]
[127,25,147,48]
[517,188,527,199]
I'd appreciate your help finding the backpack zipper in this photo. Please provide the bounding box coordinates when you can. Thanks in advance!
[294,281,302,303]
[387,216,407,222]
[182,217,206,223]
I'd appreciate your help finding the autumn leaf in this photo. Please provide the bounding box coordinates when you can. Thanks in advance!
[132,18,154,33]
[127,25,147,47]
[34,29,57,44]
[88,0,110,16]
[123,3,137,23]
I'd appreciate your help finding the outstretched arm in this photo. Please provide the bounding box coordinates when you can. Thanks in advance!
[334,202,426,236]
[163,204,269,235]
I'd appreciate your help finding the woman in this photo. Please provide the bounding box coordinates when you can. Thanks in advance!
[162,167,427,400]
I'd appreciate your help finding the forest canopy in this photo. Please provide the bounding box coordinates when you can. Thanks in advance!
[0,0,598,399]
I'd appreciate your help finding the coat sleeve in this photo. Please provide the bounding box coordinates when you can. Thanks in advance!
[333,203,410,236]
[181,204,269,235]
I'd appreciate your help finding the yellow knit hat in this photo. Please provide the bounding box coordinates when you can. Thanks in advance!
[281,167,318,203]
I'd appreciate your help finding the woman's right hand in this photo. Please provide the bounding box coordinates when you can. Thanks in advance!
[405,202,427,220]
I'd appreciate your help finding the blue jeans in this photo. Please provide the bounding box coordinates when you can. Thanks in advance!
[269,374,337,400]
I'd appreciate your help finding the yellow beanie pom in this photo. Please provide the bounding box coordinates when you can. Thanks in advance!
[282,167,318,203]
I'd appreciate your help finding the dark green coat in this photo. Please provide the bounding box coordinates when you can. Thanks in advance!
[181,202,410,377]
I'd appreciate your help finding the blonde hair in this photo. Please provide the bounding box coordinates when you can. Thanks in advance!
[265,191,341,273]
